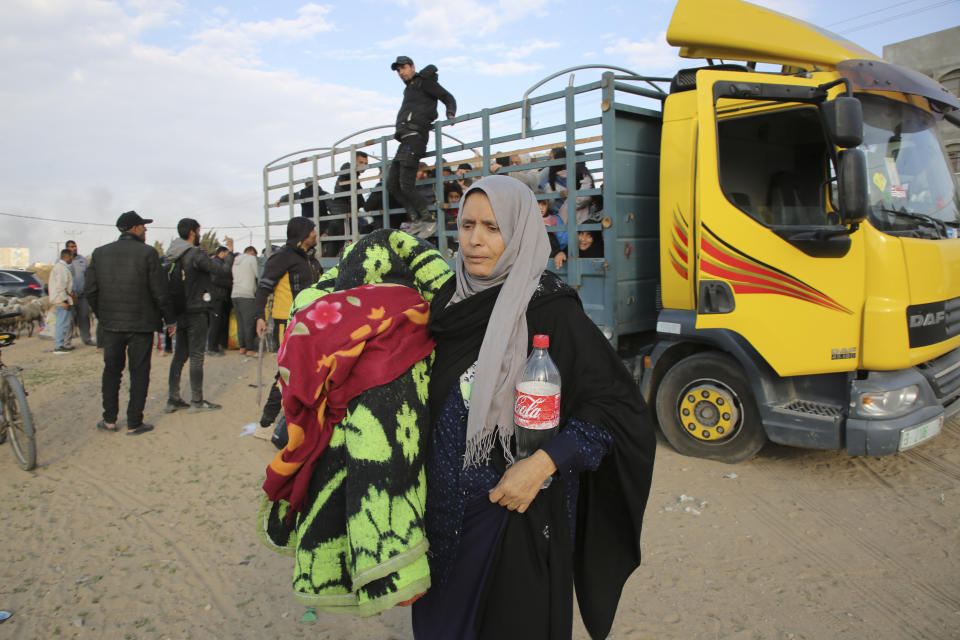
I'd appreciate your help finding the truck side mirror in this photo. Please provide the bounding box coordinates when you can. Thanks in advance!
[821,96,863,148]
[838,149,868,225]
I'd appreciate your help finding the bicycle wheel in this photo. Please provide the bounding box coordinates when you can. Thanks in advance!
[2,374,35,470]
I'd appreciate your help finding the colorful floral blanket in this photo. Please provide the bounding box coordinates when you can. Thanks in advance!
[258,230,453,616]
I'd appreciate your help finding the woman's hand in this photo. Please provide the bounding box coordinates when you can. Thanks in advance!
[488,450,558,513]
[553,252,567,269]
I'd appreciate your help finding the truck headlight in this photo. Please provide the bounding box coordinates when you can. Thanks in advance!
[858,385,919,417]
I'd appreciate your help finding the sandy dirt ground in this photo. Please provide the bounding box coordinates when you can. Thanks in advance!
[0,331,958,639]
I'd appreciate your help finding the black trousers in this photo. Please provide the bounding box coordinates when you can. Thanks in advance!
[73,295,92,343]
[206,298,229,351]
[387,133,430,220]
[232,297,257,351]
[101,330,153,427]
[168,311,208,403]
[260,375,283,428]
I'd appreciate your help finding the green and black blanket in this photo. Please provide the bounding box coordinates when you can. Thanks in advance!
[258,230,452,616]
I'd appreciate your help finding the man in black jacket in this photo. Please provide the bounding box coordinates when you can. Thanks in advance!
[205,246,232,356]
[163,218,234,413]
[254,216,320,343]
[85,211,177,435]
[387,55,456,238]
[253,217,322,439]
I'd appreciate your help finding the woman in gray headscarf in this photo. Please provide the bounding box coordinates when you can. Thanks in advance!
[414,175,656,640]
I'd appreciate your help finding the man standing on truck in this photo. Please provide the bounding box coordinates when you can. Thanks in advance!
[387,55,456,239]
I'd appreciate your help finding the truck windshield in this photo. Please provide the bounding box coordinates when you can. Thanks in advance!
[860,94,960,238]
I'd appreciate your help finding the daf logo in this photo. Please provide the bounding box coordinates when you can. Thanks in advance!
[909,311,946,328]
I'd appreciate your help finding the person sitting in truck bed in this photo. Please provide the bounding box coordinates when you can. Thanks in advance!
[540,149,599,224]
[553,230,603,269]
[540,198,567,259]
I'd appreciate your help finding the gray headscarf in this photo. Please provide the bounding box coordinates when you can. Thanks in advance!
[452,175,551,468]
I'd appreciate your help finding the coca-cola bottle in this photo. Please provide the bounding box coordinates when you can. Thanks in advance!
[514,334,562,478]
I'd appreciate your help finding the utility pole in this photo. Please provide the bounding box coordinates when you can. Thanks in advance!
[239,223,253,248]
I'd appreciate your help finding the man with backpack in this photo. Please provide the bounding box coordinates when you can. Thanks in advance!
[84,211,177,435]
[163,218,234,414]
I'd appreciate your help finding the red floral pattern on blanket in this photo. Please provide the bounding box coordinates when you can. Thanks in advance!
[262,283,434,514]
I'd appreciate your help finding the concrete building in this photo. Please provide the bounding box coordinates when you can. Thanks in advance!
[884,26,960,176]
[0,247,31,269]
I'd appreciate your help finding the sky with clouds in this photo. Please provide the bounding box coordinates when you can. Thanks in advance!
[1,0,958,262]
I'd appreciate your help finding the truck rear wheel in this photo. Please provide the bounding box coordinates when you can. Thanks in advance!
[655,352,765,463]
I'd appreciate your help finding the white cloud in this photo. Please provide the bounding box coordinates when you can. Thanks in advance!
[477,61,543,76]
[603,32,682,76]
[379,0,548,49]
[184,3,334,66]
[0,1,392,259]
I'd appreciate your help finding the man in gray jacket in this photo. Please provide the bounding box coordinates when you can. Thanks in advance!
[231,246,259,356]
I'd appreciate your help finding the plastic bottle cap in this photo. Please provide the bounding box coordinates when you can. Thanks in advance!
[532,334,549,348]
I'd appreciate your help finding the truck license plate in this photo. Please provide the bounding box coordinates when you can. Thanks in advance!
[898,416,943,451]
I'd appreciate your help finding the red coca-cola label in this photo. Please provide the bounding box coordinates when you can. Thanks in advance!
[514,390,561,430]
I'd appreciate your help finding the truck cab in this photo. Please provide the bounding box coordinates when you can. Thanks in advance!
[646,0,960,461]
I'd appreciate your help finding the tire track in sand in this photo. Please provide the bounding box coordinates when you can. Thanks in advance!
[749,493,942,639]
[71,466,235,619]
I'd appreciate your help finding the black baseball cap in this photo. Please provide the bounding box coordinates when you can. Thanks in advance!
[391,55,413,70]
[116,210,153,231]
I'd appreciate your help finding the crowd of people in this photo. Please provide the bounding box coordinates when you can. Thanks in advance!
[274,54,605,268]
[56,54,646,640]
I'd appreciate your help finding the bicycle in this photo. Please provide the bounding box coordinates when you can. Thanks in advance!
[0,312,36,470]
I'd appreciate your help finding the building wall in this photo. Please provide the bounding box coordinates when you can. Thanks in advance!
[0,248,31,269]
[884,26,960,176]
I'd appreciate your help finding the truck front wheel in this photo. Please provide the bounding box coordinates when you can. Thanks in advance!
[655,352,765,463]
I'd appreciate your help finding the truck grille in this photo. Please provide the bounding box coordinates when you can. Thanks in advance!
[906,296,960,348]
[916,345,960,402]
[778,400,843,417]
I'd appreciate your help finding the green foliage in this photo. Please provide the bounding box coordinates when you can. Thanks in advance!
[199,230,220,254]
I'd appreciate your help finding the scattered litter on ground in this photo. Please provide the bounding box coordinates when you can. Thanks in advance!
[723,472,739,479]
[665,494,709,515]
[238,422,257,437]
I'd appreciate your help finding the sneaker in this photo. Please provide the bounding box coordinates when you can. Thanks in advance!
[206,350,225,357]
[53,347,72,354]
[163,398,190,413]
[188,400,222,413]
[415,220,437,239]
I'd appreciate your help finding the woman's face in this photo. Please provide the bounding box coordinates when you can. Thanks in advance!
[459,192,505,278]
[578,230,594,251]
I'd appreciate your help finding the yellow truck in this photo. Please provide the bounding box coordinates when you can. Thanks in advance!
[264,0,960,462]
[647,0,960,461]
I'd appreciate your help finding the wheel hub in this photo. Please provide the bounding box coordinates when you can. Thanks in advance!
[678,383,740,442]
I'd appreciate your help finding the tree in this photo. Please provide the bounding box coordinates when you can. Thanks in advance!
[153,240,164,257]
[199,230,220,254]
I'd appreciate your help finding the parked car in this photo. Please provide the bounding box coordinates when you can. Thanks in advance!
[0,269,46,298]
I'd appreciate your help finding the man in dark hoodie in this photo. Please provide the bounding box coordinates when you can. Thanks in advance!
[254,216,321,345]
[164,218,234,414]
[250,217,321,442]
[386,55,456,239]
[85,211,177,435]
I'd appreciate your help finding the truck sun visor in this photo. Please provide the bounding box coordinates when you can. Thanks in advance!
[837,59,960,113]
